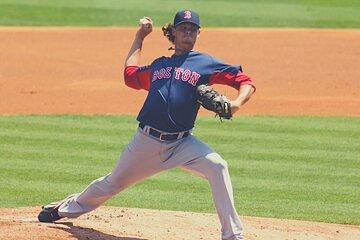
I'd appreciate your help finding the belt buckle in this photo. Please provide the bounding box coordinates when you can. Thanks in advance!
[159,133,166,141]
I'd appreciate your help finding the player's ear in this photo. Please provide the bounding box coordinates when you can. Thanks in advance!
[197,29,201,37]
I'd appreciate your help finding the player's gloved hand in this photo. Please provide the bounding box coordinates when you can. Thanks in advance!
[196,84,232,120]
[137,17,153,40]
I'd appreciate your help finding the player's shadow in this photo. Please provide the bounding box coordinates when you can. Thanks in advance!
[49,222,148,240]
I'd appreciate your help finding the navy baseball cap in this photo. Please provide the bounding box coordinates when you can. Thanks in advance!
[173,10,200,28]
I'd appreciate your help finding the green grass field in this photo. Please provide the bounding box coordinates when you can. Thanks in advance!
[0,0,359,27]
[0,115,359,224]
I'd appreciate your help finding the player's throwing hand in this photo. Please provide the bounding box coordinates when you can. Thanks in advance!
[137,17,153,39]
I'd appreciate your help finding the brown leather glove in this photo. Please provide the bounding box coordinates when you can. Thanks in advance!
[196,85,232,120]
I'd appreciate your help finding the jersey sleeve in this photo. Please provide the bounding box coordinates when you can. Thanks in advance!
[208,57,256,91]
[123,65,152,91]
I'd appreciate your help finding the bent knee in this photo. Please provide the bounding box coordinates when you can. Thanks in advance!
[206,153,229,173]
[212,159,228,173]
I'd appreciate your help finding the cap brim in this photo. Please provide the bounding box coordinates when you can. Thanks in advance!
[174,20,201,28]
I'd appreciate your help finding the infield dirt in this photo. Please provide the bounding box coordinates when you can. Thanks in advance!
[1,207,360,240]
[0,28,359,239]
[0,28,359,115]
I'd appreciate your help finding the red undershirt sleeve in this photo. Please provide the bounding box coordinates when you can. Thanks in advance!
[123,66,151,91]
[209,70,256,92]
[208,56,256,92]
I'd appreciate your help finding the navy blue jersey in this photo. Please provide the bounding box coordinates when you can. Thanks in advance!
[124,51,254,133]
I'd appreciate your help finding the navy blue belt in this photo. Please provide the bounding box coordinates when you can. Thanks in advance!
[139,123,190,141]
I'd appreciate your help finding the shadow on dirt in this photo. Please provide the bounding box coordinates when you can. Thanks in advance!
[49,222,148,240]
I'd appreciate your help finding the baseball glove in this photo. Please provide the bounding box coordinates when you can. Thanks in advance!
[196,84,232,120]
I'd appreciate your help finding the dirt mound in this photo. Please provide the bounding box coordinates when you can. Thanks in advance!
[1,206,359,240]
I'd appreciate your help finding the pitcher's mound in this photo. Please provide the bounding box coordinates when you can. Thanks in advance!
[1,206,359,240]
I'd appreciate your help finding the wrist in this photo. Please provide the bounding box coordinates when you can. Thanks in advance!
[229,100,240,114]
[230,100,241,108]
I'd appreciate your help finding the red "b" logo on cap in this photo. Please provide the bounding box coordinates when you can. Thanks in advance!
[184,10,191,19]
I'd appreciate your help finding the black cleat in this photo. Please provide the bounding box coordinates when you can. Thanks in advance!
[38,202,63,223]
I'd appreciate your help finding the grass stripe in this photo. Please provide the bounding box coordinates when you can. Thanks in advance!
[0,115,359,225]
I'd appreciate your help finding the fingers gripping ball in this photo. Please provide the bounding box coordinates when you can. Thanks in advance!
[138,17,153,38]
[139,17,152,29]
[196,85,232,120]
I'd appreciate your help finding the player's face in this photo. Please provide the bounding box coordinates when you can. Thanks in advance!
[173,23,200,51]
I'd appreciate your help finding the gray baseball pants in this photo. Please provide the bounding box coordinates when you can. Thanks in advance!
[57,126,244,240]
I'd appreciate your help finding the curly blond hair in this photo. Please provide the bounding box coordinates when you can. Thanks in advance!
[162,23,175,43]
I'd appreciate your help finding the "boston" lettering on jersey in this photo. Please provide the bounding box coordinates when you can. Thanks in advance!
[152,67,201,86]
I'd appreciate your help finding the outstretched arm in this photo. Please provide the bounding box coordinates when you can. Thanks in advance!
[124,17,153,67]
[230,84,255,114]
[123,17,153,91]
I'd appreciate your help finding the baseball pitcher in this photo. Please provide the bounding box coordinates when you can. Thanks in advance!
[38,10,256,240]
